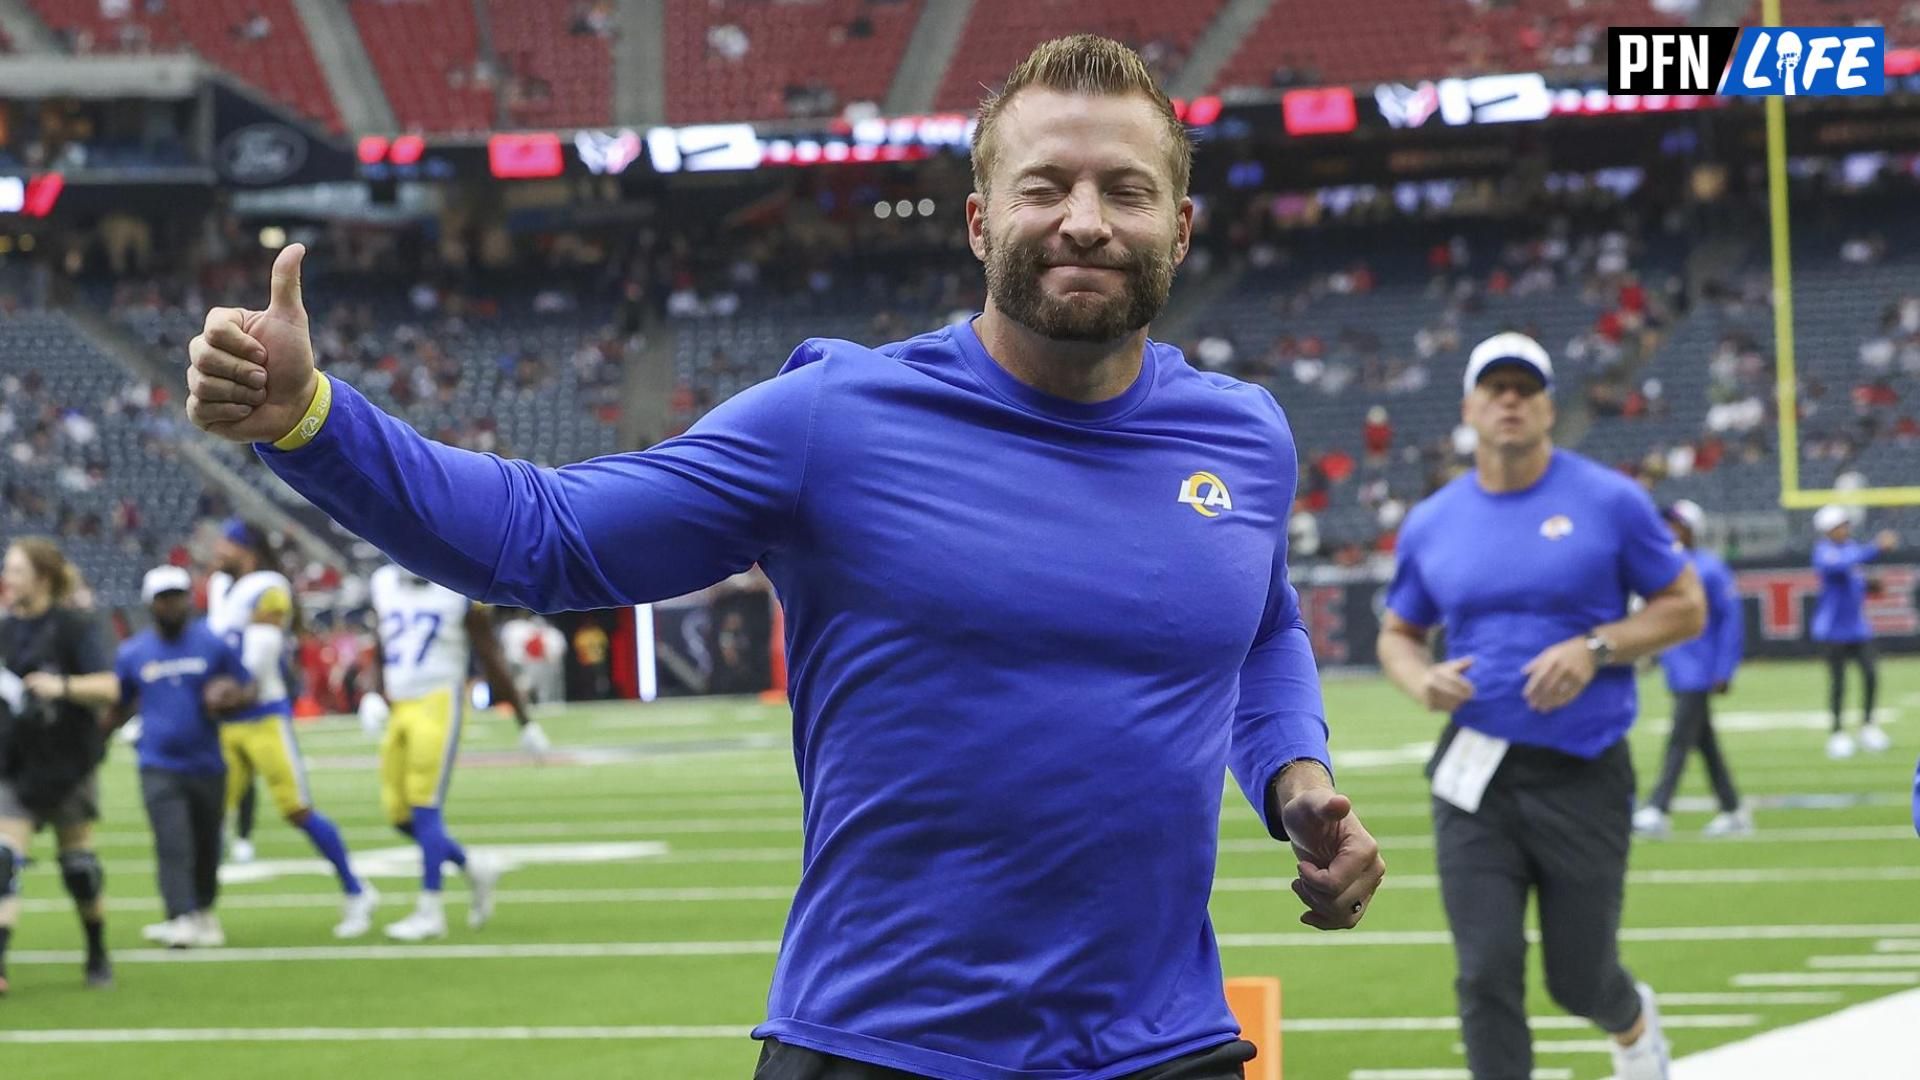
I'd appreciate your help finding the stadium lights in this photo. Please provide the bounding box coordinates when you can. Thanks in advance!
[893,199,913,218]
[258,225,287,249]
[873,202,892,219]
[917,199,935,216]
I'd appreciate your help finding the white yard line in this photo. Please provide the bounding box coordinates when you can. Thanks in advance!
[1731,972,1920,987]
[1655,992,1843,1006]
[1807,955,1920,969]
[1352,1071,1571,1080]
[1290,1016,1754,1032]
[1877,939,1920,952]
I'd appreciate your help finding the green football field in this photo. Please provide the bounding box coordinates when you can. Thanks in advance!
[2,658,1915,1079]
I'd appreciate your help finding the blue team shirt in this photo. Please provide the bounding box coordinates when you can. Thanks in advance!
[259,319,1332,1080]
[1812,538,1880,642]
[115,619,249,776]
[1660,549,1744,693]
[1387,449,1688,757]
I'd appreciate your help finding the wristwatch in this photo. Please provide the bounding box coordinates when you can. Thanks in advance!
[1585,633,1616,667]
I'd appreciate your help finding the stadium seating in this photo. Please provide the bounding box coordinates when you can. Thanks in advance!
[486,0,614,128]
[0,310,213,608]
[27,0,341,131]
[26,0,186,54]
[935,0,1222,112]
[111,279,623,469]
[1212,0,1684,92]
[663,0,920,123]
[350,0,495,135]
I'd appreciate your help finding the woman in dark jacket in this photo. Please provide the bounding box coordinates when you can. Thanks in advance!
[0,536,120,994]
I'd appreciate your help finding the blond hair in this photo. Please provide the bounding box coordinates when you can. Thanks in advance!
[9,536,77,605]
[970,34,1192,200]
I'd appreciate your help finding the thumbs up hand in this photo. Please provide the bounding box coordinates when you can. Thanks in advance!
[188,243,318,443]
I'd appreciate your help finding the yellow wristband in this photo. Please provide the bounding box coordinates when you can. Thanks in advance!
[271,373,333,451]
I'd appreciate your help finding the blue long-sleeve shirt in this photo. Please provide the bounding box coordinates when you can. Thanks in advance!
[259,319,1332,1080]
[1660,549,1743,693]
[1812,538,1881,642]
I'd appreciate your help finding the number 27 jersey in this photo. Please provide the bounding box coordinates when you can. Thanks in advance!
[369,564,473,701]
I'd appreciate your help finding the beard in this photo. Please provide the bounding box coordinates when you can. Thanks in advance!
[983,227,1177,344]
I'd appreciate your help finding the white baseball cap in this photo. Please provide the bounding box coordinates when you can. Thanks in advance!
[1463,332,1555,396]
[141,565,193,603]
[1813,505,1850,534]
[1664,499,1705,536]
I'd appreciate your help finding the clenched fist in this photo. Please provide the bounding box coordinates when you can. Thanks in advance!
[187,243,318,443]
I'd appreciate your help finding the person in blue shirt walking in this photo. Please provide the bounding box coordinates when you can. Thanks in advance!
[1810,505,1899,759]
[110,567,254,950]
[1377,332,1706,1080]
[1632,500,1749,840]
[181,35,1386,1080]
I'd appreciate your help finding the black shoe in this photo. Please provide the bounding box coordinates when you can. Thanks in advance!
[84,957,112,990]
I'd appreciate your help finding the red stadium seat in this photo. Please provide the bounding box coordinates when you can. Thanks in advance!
[351,0,495,135]
[664,0,922,123]
[29,0,341,132]
[934,0,1224,113]
[486,0,614,129]
[1213,0,1688,91]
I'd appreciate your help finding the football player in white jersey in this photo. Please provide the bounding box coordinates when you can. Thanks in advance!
[209,520,378,937]
[359,563,548,940]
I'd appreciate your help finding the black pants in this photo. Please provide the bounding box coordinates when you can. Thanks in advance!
[1825,642,1879,730]
[752,1037,1255,1080]
[1646,691,1740,813]
[139,768,225,919]
[1432,735,1642,1080]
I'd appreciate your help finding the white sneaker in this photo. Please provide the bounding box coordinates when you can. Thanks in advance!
[384,904,448,942]
[141,915,194,948]
[1631,806,1670,839]
[230,838,256,865]
[1861,725,1892,753]
[1702,808,1754,838]
[332,884,380,939]
[1827,731,1857,760]
[1611,981,1671,1080]
[189,912,226,948]
[465,855,503,930]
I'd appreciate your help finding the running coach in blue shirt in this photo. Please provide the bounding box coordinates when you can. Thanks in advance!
[181,35,1386,1080]
[111,567,252,949]
[1376,333,1705,1080]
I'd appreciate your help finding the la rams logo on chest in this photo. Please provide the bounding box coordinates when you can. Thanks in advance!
[1178,471,1234,518]
[1540,514,1574,540]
